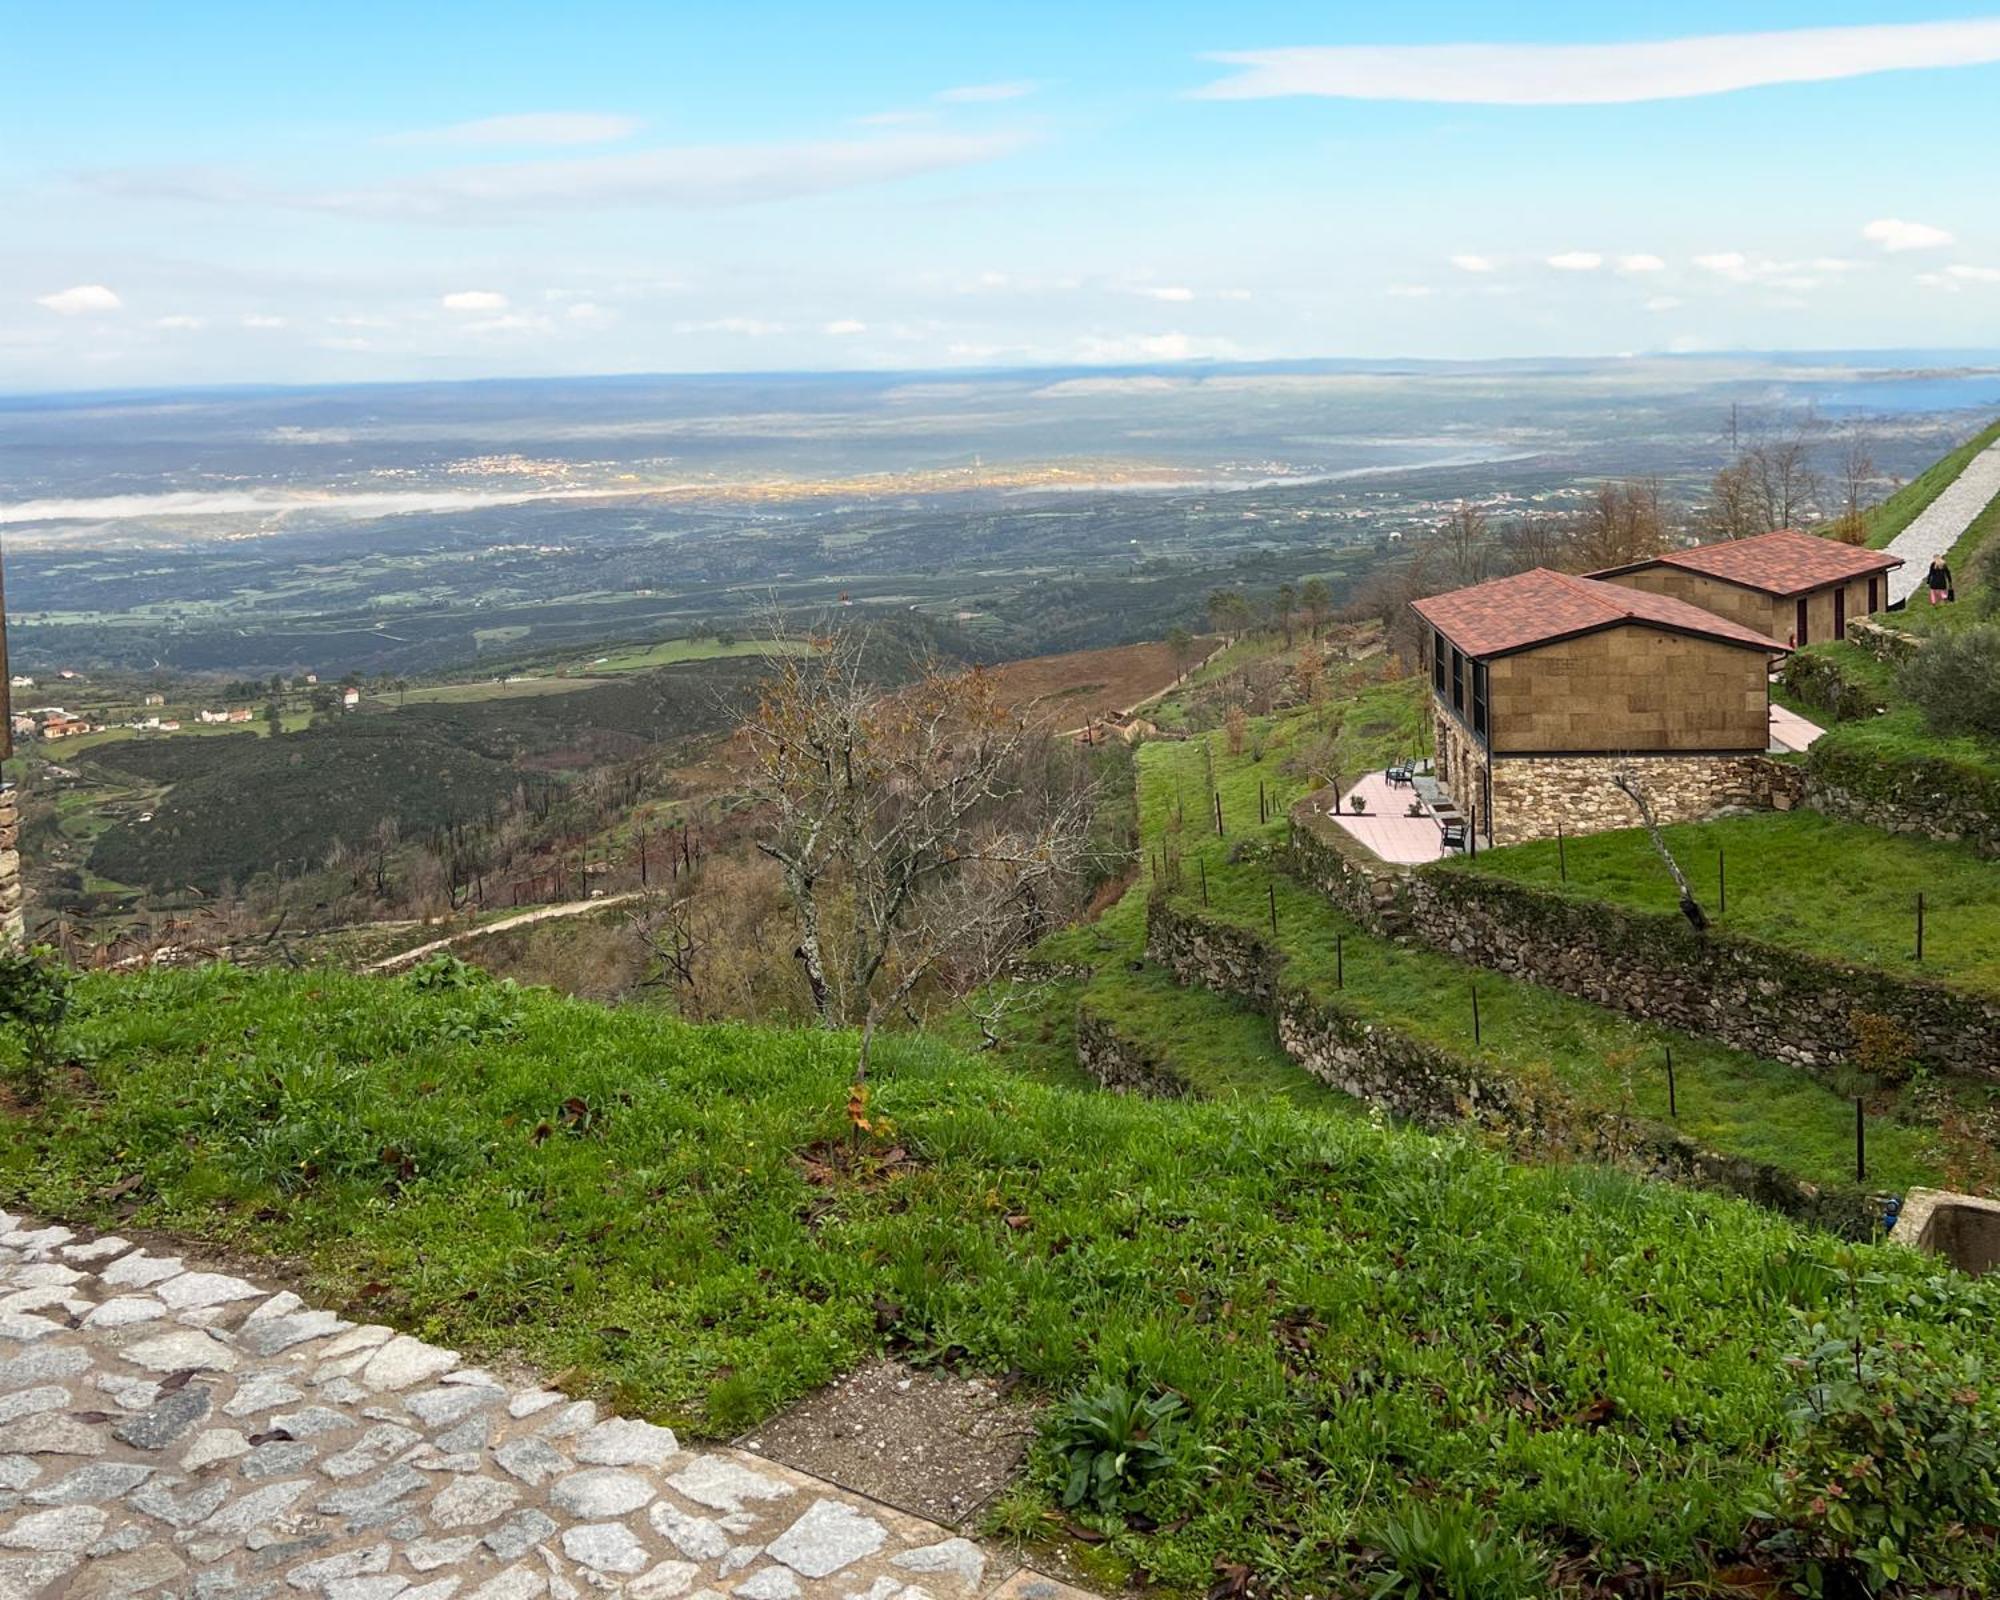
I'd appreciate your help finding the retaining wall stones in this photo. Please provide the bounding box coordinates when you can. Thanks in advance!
[1286,808,2000,1080]
[1801,738,2000,858]
[1138,894,1878,1236]
[0,785,21,944]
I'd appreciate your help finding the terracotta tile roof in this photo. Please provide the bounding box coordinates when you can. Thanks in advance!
[1597,528,1902,595]
[1411,568,1791,658]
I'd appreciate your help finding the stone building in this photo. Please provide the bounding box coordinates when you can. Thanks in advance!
[1412,568,1790,847]
[1591,528,1901,648]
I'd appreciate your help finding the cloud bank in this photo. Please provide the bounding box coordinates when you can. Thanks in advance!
[1195,19,2000,105]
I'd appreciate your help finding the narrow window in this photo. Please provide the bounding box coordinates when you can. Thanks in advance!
[1795,597,1808,646]
[1834,586,1847,640]
[1432,629,1447,693]
[1450,647,1465,713]
[1471,661,1489,741]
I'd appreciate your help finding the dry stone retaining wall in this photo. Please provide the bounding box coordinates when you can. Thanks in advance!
[1137,895,1877,1236]
[1286,809,2000,1081]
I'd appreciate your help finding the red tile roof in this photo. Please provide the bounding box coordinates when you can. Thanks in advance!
[1411,568,1791,658]
[1595,528,1901,596]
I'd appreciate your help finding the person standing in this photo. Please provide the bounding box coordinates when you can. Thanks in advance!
[1926,554,1954,605]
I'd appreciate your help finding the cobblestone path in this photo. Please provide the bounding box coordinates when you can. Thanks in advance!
[0,1214,1086,1600]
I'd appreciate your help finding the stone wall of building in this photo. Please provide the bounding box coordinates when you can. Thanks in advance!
[1073,1001,1191,1098]
[1140,891,1880,1235]
[1486,751,1804,845]
[0,785,22,945]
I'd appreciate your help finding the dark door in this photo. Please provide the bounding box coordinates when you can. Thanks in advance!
[1867,576,1879,614]
[1795,597,1809,646]
[1834,586,1847,640]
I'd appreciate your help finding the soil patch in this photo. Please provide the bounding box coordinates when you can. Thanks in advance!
[740,1357,1038,1527]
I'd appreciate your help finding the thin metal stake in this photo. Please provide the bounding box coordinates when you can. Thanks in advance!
[1915,891,1925,962]
[1855,1097,1866,1183]
[1336,933,1344,990]
[1719,847,1726,916]
[1666,1048,1676,1120]
[1557,823,1567,883]
[1199,858,1209,906]
[1268,882,1277,935]
[1470,983,1481,1045]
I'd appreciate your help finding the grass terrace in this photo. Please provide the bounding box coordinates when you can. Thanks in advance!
[1448,809,2000,996]
[1865,416,2000,549]
[7,963,2000,1595]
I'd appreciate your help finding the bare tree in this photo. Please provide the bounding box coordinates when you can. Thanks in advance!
[1699,458,1764,541]
[1298,576,1333,638]
[1830,434,1878,543]
[1435,501,1493,585]
[1497,516,1572,573]
[743,628,1098,1095]
[1744,423,1823,529]
[1612,772,1708,931]
[1569,479,1669,569]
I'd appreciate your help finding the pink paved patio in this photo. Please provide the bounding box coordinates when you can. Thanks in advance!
[1312,769,1447,864]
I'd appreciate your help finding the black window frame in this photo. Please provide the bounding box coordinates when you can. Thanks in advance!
[1471,660,1489,741]
[1450,646,1465,714]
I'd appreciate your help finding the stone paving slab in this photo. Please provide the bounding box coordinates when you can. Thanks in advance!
[0,1213,1085,1600]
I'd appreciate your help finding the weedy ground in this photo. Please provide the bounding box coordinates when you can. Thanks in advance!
[5,959,1998,1596]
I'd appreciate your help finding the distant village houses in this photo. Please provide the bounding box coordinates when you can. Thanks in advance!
[342,687,361,708]
[143,692,166,707]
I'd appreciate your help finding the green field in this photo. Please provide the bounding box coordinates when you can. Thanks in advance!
[378,677,607,706]
[6,961,1998,1595]
[1451,810,2000,995]
[584,636,811,673]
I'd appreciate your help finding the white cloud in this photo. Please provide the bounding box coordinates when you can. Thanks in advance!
[564,302,609,322]
[240,313,288,329]
[442,290,508,312]
[462,313,550,334]
[1643,295,1684,312]
[326,313,392,328]
[387,112,645,147]
[36,284,122,315]
[1616,253,1666,274]
[936,82,1035,103]
[1386,284,1436,298]
[1948,264,2000,283]
[1546,251,1603,272]
[1694,252,1751,281]
[1195,19,2000,105]
[153,314,203,329]
[1136,285,1196,302]
[1073,331,1243,362]
[1862,217,1954,253]
[1215,288,1254,301]
[673,317,785,336]
[824,319,868,335]
[87,131,1033,221]
[1449,253,1496,273]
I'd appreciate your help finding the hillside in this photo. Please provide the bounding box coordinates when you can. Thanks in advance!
[7,962,2000,1597]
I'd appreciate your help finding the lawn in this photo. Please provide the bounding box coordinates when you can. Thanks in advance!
[1143,728,1959,1194]
[7,961,1999,1595]
[1451,809,2000,995]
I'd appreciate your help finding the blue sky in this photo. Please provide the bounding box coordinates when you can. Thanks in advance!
[5,1,2000,390]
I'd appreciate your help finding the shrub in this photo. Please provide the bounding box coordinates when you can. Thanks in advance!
[1897,625,2000,738]
[1047,1381,1190,1514]
[1362,1503,1550,1600]
[1766,1276,2000,1596]
[0,945,73,1100]
[1972,536,2000,619]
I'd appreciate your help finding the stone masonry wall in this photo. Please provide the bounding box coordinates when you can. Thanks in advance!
[1802,740,2000,858]
[1286,807,2000,1081]
[0,785,22,945]
[1487,752,1803,846]
[1142,892,1878,1235]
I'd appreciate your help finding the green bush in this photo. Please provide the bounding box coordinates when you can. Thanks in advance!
[1898,625,2000,739]
[1767,1272,2000,1595]
[0,945,73,1100]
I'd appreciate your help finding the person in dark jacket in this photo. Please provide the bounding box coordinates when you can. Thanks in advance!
[1926,555,1953,604]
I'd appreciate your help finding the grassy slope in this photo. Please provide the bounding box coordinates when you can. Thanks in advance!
[6,961,1995,1596]
[1865,417,2000,549]
[1134,718,1953,1193]
[1448,810,2000,995]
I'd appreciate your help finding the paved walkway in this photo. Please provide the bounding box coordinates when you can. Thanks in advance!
[0,1214,1086,1600]
[1768,703,1826,755]
[1885,437,2000,605]
[1314,771,1444,865]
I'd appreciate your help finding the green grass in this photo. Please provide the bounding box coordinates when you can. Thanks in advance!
[381,677,607,706]
[1135,714,1955,1195]
[1866,417,2000,549]
[1451,809,2000,995]
[8,961,1998,1595]
[586,637,810,673]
